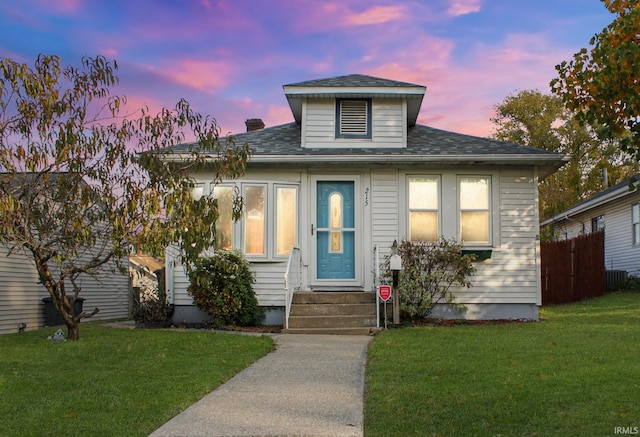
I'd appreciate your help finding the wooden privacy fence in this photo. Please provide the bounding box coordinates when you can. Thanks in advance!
[540,231,605,305]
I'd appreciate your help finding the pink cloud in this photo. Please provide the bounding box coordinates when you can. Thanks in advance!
[265,105,294,127]
[162,59,232,92]
[354,28,573,138]
[119,93,165,119]
[342,5,408,26]
[101,48,118,58]
[447,0,481,17]
[33,0,82,14]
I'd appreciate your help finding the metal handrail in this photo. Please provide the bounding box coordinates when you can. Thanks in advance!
[284,246,301,330]
[374,244,380,328]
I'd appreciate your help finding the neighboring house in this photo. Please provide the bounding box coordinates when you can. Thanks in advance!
[164,74,567,324]
[0,245,131,335]
[0,173,131,335]
[129,253,164,287]
[541,174,640,276]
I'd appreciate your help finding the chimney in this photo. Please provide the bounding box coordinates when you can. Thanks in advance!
[245,118,265,132]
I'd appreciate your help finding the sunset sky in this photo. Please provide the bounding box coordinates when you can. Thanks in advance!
[0,0,613,138]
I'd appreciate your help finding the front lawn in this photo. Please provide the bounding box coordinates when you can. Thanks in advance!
[365,292,640,436]
[0,324,273,436]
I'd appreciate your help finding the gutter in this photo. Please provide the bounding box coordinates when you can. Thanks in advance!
[161,152,567,166]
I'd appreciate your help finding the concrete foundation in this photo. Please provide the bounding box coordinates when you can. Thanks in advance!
[171,305,285,326]
[171,305,213,325]
[429,303,539,320]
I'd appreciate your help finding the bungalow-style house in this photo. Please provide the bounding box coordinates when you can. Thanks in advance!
[541,174,640,277]
[164,74,567,330]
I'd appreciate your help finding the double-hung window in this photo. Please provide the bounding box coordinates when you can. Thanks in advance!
[459,176,491,244]
[591,214,605,233]
[633,204,640,245]
[335,98,372,139]
[275,185,298,256]
[212,185,235,251]
[244,185,266,256]
[408,176,439,242]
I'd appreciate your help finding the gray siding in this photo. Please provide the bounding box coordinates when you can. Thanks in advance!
[551,191,640,274]
[0,246,130,335]
[167,168,545,319]
[371,169,399,259]
[436,171,541,305]
[303,98,405,148]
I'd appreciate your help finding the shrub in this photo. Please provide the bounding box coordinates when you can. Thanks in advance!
[132,276,170,323]
[187,250,264,326]
[382,238,476,319]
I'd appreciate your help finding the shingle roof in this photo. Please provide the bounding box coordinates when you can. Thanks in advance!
[166,122,566,177]
[283,74,426,126]
[284,74,424,89]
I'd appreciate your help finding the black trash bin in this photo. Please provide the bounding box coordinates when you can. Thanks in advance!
[41,297,85,326]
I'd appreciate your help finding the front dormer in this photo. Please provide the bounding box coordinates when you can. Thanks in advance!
[283,74,425,149]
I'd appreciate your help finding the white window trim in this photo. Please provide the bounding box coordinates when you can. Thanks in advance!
[242,183,268,259]
[458,175,492,246]
[211,181,300,261]
[210,183,236,252]
[274,184,299,258]
[407,175,441,242]
[400,172,499,248]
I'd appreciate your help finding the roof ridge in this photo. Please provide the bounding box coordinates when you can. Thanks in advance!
[284,74,424,88]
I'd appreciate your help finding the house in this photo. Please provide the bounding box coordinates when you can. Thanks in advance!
[163,74,567,327]
[0,173,131,335]
[129,253,164,288]
[0,245,131,335]
[541,174,640,277]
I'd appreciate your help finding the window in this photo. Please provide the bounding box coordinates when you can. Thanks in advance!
[329,192,344,253]
[335,98,372,139]
[213,186,234,250]
[408,176,439,242]
[592,215,605,233]
[633,205,639,245]
[244,185,266,256]
[213,182,299,259]
[276,186,298,255]
[459,176,490,244]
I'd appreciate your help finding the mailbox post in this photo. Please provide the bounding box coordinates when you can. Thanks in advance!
[390,240,403,326]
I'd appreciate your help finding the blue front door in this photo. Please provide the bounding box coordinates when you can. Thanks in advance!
[316,181,356,279]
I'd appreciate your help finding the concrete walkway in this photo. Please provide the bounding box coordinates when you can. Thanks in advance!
[149,334,373,437]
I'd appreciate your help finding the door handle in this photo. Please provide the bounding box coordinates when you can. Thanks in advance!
[311,224,314,236]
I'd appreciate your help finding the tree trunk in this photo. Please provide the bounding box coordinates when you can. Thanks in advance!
[66,320,80,341]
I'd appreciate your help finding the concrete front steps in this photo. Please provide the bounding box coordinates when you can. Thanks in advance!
[284,291,381,335]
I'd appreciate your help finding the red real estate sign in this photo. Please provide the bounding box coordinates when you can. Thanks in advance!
[378,285,392,302]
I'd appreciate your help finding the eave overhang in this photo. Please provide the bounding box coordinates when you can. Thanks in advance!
[162,152,568,179]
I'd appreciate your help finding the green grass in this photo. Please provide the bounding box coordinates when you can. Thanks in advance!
[0,323,273,437]
[365,292,640,437]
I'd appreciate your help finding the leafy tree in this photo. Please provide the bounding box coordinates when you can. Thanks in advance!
[551,0,640,157]
[0,55,249,340]
[491,89,638,220]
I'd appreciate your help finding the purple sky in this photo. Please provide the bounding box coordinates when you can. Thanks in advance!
[0,0,613,138]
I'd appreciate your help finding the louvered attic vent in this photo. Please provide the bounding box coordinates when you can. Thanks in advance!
[336,98,371,139]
